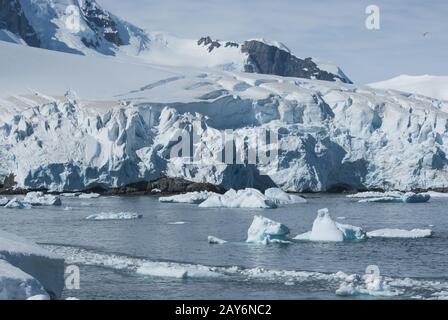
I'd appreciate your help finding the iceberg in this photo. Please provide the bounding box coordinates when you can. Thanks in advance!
[367,228,433,239]
[159,191,216,204]
[0,197,9,206]
[207,236,227,244]
[85,212,143,220]
[23,192,62,206]
[402,192,431,203]
[347,191,403,199]
[0,229,65,300]
[199,189,277,209]
[358,192,430,203]
[294,208,366,242]
[358,197,403,203]
[3,198,32,209]
[78,193,101,199]
[246,215,290,244]
[264,188,306,205]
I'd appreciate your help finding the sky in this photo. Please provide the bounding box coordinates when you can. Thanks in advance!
[100,0,448,84]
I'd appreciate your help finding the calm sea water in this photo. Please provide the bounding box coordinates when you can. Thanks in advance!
[1,194,447,300]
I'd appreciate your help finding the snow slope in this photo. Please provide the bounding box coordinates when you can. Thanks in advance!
[0,1,350,83]
[1,41,448,192]
[0,229,65,299]
[369,75,448,101]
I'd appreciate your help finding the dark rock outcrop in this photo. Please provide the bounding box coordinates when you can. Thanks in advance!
[241,40,352,83]
[80,0,123,48]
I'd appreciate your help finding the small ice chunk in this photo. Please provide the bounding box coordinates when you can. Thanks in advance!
[264,188,306,205]
[24,192,62,206]
[78,193,100,199]
[27,294,50,300]
[85,212,142,220]
[63,207,73,211]
[4,198,32,209]
[208,236,227,244]
[0,197,9,206]
[168,221,187,225]
[60,193,79,197]
[151,188,162,193]
[199,188,276,209]
[367,228,433,239]
[246,215,290,244]
[159,191,216,204]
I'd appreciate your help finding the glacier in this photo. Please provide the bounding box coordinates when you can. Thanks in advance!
[1,39,448,193]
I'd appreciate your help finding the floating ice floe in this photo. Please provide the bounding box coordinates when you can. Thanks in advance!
[208,236,227,244]
[347,191,404,199]
[3,198,32,209]
[46,244,448,298]
[23,192,62,206]
[0,229,64,300]
[168,221,187,225]
[159,191,216,204]
[294,208,366,242]
[85,212,143,220]
[78,193,101,199]
[60,193,79,197]
[357,192,430,204]
[264,188,306,205]
[336,273,402,297]
[423,191,448,198]
[246,215,290,244]
[151,188,162,194]
[199,189,277,209]
[367,228,433,239]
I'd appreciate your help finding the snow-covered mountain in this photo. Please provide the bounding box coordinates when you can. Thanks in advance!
[0,0,351,83]
[1,41,447,192]
[0,0,149,55]
[369,75,448,101]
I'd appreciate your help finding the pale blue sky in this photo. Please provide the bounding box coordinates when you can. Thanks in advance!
[101,0,448,84]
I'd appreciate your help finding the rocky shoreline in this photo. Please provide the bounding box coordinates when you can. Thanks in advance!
[1,174,447,196]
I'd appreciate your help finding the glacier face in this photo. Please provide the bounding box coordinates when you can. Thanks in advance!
[1,57,448,192]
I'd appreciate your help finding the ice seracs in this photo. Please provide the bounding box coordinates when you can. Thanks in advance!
[199,189,276,209]
[0,229,65,300]
[246,215,290,244]
[367,228,433,239]
[294,208,366,242]
[85,212,142,220]
[264,188,306,205]
[24,192,62,206]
